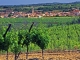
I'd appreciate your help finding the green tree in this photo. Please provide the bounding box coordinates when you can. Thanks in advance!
[2,24,11,60]
[31,28,49,59]
[17,30,25,59]
[10,31,22,60]
[23,22,34,59]
[0,34,4,51]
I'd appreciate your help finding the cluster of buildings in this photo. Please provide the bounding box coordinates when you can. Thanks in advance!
[0,8,80,18]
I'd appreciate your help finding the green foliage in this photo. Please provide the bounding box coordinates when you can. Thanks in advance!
[18,30,26,45]
[22,31,31,46]
[0,2,80,12]
[31,28,49,50]
[0,17,79,27]
[0,17,80,54]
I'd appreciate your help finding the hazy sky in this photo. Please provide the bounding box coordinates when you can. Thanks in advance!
[0,0,80,5]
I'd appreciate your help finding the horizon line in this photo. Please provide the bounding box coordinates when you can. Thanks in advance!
[0,1,80,6]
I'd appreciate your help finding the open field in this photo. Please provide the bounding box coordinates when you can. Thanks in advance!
[0,17,79,30]
[0,17,79,24]
[0,51,80,60]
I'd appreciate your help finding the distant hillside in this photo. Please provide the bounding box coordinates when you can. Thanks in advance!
[0,1,80,12]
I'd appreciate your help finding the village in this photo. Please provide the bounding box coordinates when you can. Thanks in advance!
[0,8,80,18]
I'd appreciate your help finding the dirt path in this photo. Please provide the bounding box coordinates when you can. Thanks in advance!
[0,51,80,60]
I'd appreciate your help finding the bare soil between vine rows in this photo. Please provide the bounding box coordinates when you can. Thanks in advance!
[0,51,80,60]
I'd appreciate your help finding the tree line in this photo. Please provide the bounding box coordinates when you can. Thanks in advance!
[0,2,80,12]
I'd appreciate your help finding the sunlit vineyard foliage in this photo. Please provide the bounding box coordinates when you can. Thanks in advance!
[0,17,80,54]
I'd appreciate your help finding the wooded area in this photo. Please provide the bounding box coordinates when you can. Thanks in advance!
[0,2,80,12]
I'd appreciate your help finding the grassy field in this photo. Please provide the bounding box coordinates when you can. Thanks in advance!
[0,17,78,24]
[0,17,79,29]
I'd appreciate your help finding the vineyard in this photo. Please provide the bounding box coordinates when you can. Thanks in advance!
[0,17,80,60]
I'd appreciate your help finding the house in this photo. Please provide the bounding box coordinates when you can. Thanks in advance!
[72,9,80,16]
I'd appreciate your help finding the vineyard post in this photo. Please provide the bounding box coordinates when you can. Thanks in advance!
[3,24,11,60]
[26,22,34,60]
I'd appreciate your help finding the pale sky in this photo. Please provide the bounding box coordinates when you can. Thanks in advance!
[0,0,80,5]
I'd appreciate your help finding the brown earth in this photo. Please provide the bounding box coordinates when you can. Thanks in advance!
[0,51,80,60]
